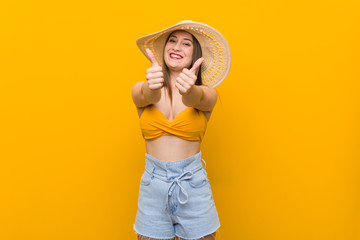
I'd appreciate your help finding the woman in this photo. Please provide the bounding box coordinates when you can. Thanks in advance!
[132,20,231,240]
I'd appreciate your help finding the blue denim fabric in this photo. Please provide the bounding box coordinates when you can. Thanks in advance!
[134,151,220,239]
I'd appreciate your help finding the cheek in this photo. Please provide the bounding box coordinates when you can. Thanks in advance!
[164,46,170,59]
[186,50,193,62]
[187,48,193,58]
[164,44,171,53]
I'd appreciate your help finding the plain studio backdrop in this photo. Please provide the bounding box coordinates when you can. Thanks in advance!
[0,0,359,239]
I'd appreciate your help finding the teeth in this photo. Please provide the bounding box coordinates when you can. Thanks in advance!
[170,53,182,59]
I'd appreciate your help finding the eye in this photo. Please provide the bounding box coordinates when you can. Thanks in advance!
[184,43,191,46]
[169,39,176,43]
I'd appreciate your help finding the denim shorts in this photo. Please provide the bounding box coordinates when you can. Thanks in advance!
[133,151,220,239]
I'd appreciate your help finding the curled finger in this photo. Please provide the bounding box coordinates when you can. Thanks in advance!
[148,77,164,85]
[149,83,163,90]
[146,66,163,74]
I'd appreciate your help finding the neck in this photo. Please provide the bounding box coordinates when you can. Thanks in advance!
[169,70,182,89]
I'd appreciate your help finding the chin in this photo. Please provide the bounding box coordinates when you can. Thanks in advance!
[166,60,191,71]
[167,65,182,72]
[165,61,181,71]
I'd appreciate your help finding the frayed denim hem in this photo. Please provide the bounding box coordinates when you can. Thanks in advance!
[134,224,176,240]
[175,224,221,240]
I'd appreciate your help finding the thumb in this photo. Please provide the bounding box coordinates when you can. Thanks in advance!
[190,57,204,73]
[146,48,160,67]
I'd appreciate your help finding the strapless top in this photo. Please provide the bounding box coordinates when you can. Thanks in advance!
[139,105,208,142]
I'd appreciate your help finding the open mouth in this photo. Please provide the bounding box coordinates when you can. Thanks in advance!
[169,53,183,60]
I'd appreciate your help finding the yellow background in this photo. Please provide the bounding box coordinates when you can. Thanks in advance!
[1,0,359,239]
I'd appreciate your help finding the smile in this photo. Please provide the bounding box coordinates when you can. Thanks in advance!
[170,53,183,60]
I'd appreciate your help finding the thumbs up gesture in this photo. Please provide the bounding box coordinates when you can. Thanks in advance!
[145,48,164,90]
[175,57,204,95]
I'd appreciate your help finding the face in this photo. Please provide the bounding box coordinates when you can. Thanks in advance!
[164,30,194,72]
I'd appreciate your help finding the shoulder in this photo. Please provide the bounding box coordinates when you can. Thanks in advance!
[132,81,145,92]
[199,85,218,100]
[198,84,217,92]
[136,106,146,118]
[132,81,153,108]
[193,85,218,112]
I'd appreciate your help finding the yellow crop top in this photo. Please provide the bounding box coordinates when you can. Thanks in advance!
[140,105,208,142]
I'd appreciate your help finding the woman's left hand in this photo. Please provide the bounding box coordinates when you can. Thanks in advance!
[176,57,204,95]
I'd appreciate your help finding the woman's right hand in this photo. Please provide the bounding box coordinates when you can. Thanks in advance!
[145,48,164,90]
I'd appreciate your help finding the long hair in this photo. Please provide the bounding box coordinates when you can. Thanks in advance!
[162,31,203,106]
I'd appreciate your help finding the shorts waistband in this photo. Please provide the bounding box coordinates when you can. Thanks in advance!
[144,151,207,206]
[144,151,206,178]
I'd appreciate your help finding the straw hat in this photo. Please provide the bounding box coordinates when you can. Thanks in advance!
[136,20,231,88]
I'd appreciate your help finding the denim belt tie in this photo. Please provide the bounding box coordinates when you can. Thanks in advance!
[145,159,206,207]
[168,170,194,204]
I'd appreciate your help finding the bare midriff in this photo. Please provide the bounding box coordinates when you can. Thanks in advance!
[145,135,201,162]
[139,86,211,162]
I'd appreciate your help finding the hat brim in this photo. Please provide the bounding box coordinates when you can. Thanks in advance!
[136,20,231,88]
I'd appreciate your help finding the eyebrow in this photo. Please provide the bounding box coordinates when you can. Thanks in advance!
[169,35,193,43]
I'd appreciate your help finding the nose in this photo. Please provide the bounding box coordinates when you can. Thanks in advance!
[172,41,181,51]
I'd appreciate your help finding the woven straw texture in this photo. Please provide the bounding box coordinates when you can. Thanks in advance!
[136,20,231,88]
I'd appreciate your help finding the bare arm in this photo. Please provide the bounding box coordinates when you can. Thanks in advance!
[182,85,217,111]
[132,49,164,107]
[177,57,217,111]
[131,81,161,107]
